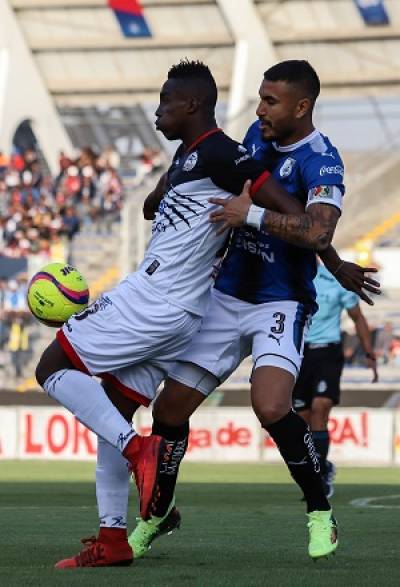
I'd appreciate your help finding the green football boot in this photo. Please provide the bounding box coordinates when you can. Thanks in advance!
[128,501,181,559]
[307,509,338,560]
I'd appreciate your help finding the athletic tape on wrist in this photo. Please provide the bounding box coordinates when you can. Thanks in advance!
[246,204,265,230]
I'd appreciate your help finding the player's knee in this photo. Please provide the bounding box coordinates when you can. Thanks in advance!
[36,351,51,387]
[253,402,289,428]
[35,339,72,388]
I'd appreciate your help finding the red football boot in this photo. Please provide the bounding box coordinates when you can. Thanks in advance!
[55,528,133,568]
[123,434,166,521]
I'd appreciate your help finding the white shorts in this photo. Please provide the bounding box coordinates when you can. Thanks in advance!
[170,289,311,395]
[57,275,201,406]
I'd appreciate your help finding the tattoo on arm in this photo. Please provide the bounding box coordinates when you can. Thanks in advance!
[262,203,340,251]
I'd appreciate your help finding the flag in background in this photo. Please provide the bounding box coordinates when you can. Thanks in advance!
[108,0,152,38]
[353,0,390,26]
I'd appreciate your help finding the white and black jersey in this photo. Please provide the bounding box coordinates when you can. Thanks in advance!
[133,128,270,316]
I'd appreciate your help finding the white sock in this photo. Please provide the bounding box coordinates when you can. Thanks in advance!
[43,369,136,451]
[96,437,131,529]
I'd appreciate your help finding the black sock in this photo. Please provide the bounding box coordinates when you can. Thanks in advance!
[151,419,189,517]
[312,430,330,476]
[266,410,330,513]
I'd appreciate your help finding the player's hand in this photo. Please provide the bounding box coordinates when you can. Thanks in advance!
[209,180,252,235]
[334,262,381,306]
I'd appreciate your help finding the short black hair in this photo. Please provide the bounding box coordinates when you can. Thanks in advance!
[264,60,320,104]
[168,59,217,113]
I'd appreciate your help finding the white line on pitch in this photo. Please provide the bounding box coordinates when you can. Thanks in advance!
[350,495,400,509]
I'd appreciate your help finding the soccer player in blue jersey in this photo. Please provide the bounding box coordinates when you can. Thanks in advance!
[47,60,378,568]
[43,59,361,569]
[293,260,378,498]
[129,60,380,561]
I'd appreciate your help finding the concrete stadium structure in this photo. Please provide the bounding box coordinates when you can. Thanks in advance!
[1,2,400,150]
[1,0,400,246]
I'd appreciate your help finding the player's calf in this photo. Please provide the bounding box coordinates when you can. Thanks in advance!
[124,420,189,520]
[123,433,166,520]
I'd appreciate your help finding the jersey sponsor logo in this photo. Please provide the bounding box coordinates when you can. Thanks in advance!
[309,185,334,200]
[183,151,198,171]
[304,432,321,473]
[319,164,344,177]
[279,157,296,178]
[72,295,113,322]
[236,230,275,262]
[234,153,251,165]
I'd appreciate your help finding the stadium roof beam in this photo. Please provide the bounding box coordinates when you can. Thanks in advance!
[271,27,400,44]
[51,80,231,94]
[54,89,231,107]
[216,0,277,141]
[11,0,212,7]
[29,37,232,52]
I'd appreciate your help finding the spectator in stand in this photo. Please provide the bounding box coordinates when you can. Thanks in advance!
[62,206,80,241]
[98,145,120,171]
[96,190,122,235]
[0,278,7,352]
[374,321,394,365]
[390,335,400,366]
[0,151,9,175]
[77,146,98,170]
[3,277,31,379]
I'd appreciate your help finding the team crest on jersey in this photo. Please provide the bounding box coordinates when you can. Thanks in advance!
[183,151,198,171]
[279,157,296,178]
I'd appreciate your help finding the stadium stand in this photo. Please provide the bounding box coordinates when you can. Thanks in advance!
[1,0,400,402]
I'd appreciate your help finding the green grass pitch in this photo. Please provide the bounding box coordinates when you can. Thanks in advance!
[0,461,399,586]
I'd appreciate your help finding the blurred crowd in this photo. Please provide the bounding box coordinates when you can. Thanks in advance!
[343,321,400,368]
[0,143,166,383]
[0,145,126,262]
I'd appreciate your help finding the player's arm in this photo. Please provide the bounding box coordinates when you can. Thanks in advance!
[210,178,339,251]
[347,304,378,382]
[319,247,381,305]
[143,173,167,220]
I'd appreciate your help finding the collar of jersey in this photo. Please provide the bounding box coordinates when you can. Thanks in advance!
[185,128,222,153]
[272,129,320,153]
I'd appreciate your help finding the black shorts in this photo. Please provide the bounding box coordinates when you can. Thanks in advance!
[292,342,344,411]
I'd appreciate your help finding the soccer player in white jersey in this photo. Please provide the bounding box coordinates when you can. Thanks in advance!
[35,60,330,568]
[128,61,380,561]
